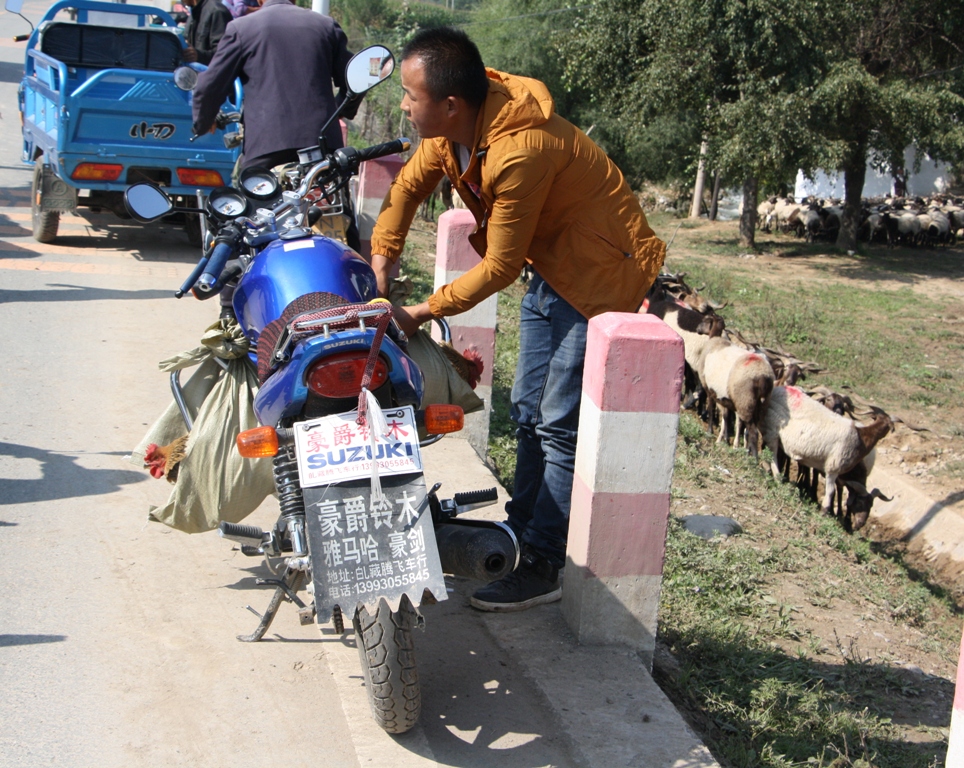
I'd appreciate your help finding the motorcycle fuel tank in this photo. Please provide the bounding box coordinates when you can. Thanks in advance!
[232,234,378,346]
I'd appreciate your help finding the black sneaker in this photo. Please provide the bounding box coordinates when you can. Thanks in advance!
[470,549,562,612]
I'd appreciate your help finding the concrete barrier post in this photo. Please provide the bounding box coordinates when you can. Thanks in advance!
[947,623,964,765]
[354,154,406,260]
[431,208,496,459]
[561,313,684,669]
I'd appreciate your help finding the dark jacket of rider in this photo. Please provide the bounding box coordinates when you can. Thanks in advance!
[184,0,232,66]
[191,0,354,167]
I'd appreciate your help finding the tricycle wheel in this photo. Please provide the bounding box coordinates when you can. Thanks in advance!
[352,595,421,734]
[31,163,60,244]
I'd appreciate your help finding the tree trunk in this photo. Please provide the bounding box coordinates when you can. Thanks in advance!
[689,141,708,218]
[739,175,758,250]
[709,172,721,221]
[836,143,867,252]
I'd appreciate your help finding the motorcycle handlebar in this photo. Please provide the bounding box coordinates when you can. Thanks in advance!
[356,138,411,163]
[13,34,30,42]
[197,241,235,292]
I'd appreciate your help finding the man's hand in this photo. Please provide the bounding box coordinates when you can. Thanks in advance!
[370,253,393,299]
[393,302,434,338]
[183,45,199,63]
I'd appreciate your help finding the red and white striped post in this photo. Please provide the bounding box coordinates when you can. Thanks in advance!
[947,624,964,764]
[561,313,684,668]
[354,153,406,260]
[431,208,496,459]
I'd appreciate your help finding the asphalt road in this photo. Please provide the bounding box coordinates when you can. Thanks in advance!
[0,8,580,766]
[0,5,720,767]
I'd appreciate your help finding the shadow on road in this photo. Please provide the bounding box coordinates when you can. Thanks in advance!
[0,634,67,647]
[0,283,173,304]
[0,61,25,85]
[0,441,145,505]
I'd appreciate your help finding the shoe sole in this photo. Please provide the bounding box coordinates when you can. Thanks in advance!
[469,587,562,613]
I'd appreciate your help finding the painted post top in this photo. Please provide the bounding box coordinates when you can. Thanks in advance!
[582,312,684,414]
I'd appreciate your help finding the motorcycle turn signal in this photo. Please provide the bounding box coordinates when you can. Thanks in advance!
[237,426,280,458]
[422,404,464,434]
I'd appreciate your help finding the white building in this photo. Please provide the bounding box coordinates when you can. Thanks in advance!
[794,147,954,200]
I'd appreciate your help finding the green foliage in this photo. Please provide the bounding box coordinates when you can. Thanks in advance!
[467,0,590,123]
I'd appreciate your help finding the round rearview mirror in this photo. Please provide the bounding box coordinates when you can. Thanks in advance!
[173,65,198,91]
[344,46,394,96]
[125,183,173,222]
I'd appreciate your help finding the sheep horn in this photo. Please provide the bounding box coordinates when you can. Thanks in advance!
[843,479,869,494]
[869,488,893,502]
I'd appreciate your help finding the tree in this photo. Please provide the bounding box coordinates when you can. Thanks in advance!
[566,0,828,249]
[809,0,964,250]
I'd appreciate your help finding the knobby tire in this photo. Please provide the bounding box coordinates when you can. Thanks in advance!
[353,595,421,734]
[32,162,59,243]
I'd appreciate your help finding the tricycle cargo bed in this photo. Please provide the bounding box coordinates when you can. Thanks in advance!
[39,22,183,72]
[19,0,240,198]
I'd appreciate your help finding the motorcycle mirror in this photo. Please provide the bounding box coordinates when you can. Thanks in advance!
[125,183,174,222]
[5,0,24,13]
[344,46,394,96]
[173,65,198,91]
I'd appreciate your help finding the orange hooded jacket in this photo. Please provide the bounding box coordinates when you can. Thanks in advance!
[370,69,666,320]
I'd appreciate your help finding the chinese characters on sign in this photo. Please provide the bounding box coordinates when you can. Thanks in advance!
[304,474,447,623]
[295,407,422,487]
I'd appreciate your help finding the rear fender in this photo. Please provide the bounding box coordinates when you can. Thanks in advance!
[254,331,423,427]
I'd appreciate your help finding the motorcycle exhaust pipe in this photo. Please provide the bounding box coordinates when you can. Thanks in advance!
[434,521,520,582]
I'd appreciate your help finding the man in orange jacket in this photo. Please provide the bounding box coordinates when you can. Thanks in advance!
[370,27,666,612]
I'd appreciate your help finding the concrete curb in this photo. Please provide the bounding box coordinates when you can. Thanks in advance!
[867,463,964,587]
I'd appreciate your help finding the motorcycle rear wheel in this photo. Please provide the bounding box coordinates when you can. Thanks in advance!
[352,595,421,734]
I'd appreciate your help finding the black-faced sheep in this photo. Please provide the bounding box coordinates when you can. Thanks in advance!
[835,448,892,532]
[761,386,894,515]
[646,298,725,416]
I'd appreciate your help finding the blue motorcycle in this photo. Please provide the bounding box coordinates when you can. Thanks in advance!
[124,45,518,734]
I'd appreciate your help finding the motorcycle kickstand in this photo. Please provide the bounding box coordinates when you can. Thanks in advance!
[237,567,305,643]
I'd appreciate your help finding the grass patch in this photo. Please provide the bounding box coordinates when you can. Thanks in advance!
[660,413,958,767]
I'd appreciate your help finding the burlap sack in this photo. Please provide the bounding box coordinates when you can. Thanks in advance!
[131,319,275,533]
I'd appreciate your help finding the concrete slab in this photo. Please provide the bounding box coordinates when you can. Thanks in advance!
[867,462,964,588]
[420,436,720,768]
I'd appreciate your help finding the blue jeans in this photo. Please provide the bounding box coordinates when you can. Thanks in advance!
[506,273,588,569]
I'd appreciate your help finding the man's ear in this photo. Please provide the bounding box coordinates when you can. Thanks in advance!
[444,96,460,118]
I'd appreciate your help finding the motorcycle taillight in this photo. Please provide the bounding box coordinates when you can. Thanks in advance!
[306,352,389,399]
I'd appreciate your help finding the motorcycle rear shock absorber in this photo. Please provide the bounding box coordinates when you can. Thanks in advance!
[273,444,307,555]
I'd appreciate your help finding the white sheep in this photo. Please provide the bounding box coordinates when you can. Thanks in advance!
[761,386,893,514]
[647,299,724,414]
[696,336,775,456]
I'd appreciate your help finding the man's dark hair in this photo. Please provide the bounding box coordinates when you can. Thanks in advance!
[401,27,489,108]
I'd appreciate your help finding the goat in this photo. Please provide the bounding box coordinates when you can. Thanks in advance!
[761,386,893,514]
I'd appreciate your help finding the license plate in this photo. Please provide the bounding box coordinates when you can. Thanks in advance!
[293,406,422,487]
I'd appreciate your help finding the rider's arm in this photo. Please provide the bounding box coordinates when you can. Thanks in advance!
[369,140,446,268]
[192,24,243,134]
[427,149,554,318]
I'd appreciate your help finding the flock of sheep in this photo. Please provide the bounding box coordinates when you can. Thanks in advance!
[757,194,964,246]
[646,274,894,533]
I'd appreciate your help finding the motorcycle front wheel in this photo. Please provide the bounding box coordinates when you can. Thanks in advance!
[352,595,421,734]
